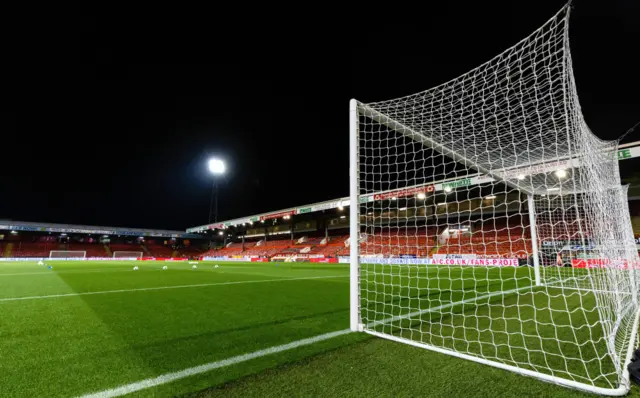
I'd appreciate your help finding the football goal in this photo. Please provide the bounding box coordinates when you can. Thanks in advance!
[349,4,640,395]
[113,251,144,260]
[49,251,86,259]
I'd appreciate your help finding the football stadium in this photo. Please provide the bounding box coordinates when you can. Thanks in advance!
[2,3,640,398]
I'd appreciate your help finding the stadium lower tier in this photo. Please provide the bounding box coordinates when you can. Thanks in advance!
[203,233,533,260]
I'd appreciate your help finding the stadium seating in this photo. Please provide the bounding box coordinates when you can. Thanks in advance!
[306,235,348,257]
[145,243,174,257]
[195,224,538,260]
[66,243,107,257]
[242,239,291,257]
[178,246,203,257]
[308,245,344,257]
[202,247,243,257]
[11,242,55,257]
[298,237,324,245]
[435,220,532,258]
[110,243,143,251]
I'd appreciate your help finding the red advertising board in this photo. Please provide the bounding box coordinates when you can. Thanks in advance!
[571,258,637,269]
[310,258,338,263]
[140,257,188,261]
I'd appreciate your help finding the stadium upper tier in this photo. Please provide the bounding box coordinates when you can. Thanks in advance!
[1,220,201,239]
[187,142,640,234]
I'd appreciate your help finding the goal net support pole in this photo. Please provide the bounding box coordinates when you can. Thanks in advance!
[527,194,542,286]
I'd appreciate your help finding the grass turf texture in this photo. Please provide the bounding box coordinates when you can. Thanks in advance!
[0,260,637,397]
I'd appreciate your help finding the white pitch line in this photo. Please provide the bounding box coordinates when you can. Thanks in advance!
[78,328,352,398]
[0,269,135,277]
[0,275,348,303]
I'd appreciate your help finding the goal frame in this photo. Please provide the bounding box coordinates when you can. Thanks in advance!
[49,250,86,259]
[112,251,144,260]
[348,98,640,395]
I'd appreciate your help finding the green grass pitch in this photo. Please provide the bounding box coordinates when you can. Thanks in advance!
[0,260,638,397]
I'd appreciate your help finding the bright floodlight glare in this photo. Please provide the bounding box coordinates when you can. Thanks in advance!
[554,169,567,179]
[208,158,226,175]
[218,231,224,236]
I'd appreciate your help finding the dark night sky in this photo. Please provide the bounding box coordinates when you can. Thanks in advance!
[2,1,638,231]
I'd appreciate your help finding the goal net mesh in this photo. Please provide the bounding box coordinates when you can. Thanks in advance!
[49,251,86,259]
[352,5,639,394]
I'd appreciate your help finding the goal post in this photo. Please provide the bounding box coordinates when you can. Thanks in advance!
[349,98,361,332]
[349,4,640,395]
[49,251,86,259]
[113,251,143,260]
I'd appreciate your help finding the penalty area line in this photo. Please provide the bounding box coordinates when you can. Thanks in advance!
[78,328,352,398]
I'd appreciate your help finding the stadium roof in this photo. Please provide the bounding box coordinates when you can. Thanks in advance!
[0,220,202,239]
[187,141,640,233]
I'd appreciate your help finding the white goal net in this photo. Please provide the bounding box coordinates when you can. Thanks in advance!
[49,251,86,259]
[113,251,143,260]
[349,4,640,395]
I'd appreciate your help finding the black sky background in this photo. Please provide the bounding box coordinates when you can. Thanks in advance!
[2,1,638,231]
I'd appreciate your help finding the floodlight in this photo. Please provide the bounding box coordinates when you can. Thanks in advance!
[554,169,567,179]
[208,158,226,175]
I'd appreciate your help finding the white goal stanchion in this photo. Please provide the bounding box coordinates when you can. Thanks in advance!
[349,4,639,395]
[49,251,86,259]
[112,251,144,260]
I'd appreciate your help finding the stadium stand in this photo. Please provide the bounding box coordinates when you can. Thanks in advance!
[298,237,324,245]
[178,246,203,257]
[144,242,174,257]
[242,241,289,258]
[11,242,55,257]
[198,221,540,260]
[434,220,532,258]
[66,243,107,257]
[110,243,143,252]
